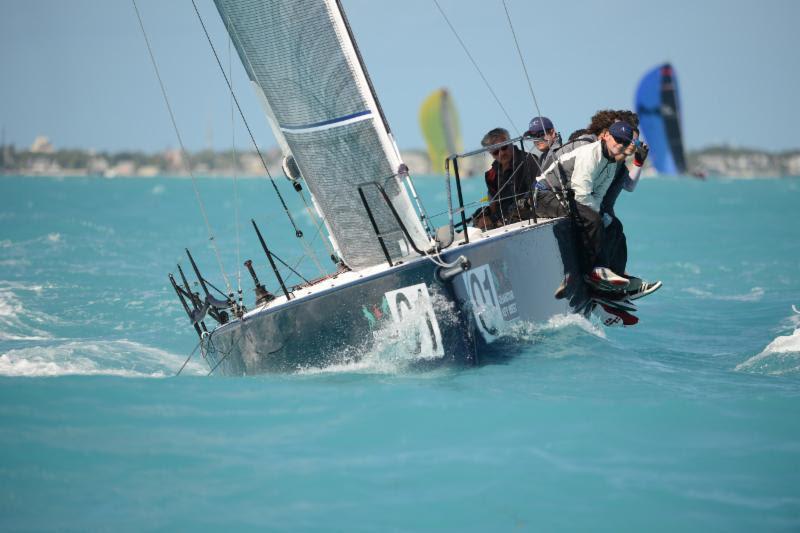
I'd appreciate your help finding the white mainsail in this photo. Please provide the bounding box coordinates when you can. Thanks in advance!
[214,0,430,270]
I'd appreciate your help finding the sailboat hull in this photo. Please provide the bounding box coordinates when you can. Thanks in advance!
[205,218,585,374]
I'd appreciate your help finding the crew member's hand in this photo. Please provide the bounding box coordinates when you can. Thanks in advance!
[634,142,650,167]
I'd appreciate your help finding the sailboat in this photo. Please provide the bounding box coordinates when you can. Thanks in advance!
[419,88,463,176]
[170,0,588,374]
[635,63,690,175]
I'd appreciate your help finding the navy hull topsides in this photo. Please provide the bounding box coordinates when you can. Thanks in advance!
[203,217,585,374]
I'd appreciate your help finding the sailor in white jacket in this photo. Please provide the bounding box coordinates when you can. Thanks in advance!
[533,121,635,288]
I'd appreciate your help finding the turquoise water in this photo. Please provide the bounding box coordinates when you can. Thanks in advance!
[1,175,799,531]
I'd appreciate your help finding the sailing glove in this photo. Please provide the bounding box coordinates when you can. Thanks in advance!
[634,143,649,167]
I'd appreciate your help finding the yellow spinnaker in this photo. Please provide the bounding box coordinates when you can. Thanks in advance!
[419,88,463,176]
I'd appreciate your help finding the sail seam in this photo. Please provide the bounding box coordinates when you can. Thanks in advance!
[280,110,373,133]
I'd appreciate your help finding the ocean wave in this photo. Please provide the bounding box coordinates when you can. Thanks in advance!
[0,259,30,268]
[0,284,56,341]
[735,308,800,376]
[504,313,606,341]
[297,291,459,376]
[674,262,701,275]
[684,286,765,302]
[0,339,206,378]
[297,312,604,376]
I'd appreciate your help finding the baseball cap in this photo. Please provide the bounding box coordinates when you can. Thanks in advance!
[527,116,554,137]
[608,121,634,144]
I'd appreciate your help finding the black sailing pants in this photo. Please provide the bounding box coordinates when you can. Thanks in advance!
[535,191,603,274]
[601,216,628,275]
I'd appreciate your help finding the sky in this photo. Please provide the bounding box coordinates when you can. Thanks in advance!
[1,0,799,154]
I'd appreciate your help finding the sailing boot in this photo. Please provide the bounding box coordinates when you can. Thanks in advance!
[585,267,630,292]
[623,275,663,301]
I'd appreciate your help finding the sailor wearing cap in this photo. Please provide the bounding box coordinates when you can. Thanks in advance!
[533,122,635,287]
[525,116,561,168]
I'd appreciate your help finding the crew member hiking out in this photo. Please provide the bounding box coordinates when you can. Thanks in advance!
[534,120,635,292]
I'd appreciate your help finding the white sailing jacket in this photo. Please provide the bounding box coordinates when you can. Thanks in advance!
[539,140,619,212]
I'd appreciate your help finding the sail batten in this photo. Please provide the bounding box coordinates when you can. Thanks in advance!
[214,0,429,270]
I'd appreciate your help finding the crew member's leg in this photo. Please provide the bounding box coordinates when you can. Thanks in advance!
[572,202,604,273]
[601,217,627,275]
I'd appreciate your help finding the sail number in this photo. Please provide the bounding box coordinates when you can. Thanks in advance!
[384,283,444,359]
[464,265,503,342]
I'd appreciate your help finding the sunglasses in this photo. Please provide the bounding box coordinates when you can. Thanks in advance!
[610,135,632,148]
[490,145,511,156]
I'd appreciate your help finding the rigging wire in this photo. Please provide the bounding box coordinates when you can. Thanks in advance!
[175,339,202,376]
[293,186,338,266]
[432,0,520,136]
[191,0,328,278]
[190,0,296,232]
[500,0,545,123]
[131,0,234,298]
[228,27,243,308]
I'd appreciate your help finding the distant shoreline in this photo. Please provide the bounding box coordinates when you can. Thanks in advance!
[2,145,799,179]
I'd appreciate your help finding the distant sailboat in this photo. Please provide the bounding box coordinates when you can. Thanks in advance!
[635,63,688,175]
[419,88,463,175]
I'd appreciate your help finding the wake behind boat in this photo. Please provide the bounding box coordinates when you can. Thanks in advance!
[157,0,592,374]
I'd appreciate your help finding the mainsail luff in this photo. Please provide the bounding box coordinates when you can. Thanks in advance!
[214,0,430,270]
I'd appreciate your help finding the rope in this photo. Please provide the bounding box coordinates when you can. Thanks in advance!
[132,0,234,298]
[501,0,544,123]
[267,217,329,291]
[432,0,519,136]
[204,333,243,376]
[175,339,202,376]
[292,189,331,274]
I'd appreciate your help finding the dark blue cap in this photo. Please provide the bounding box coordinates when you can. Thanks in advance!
[527,116,554,136]
[608,121,634,143]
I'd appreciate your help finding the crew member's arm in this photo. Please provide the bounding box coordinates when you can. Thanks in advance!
[623,165,642,192]
[625,142,649,192]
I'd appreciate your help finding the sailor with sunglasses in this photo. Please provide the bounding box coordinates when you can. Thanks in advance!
[526,116,562,169]
[534,121,634,290]
[473,127,541,231]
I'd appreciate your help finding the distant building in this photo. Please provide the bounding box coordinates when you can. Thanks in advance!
[163,148,184,173]
[107,160,136,177]
[87,156,109,176]
[137,165,160,177]
[785,154,800,177]
[30,136,54,154]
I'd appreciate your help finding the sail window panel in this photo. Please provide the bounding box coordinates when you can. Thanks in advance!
[285,120,418,270]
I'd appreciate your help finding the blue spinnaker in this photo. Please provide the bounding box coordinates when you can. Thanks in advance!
[635,63,687,175]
